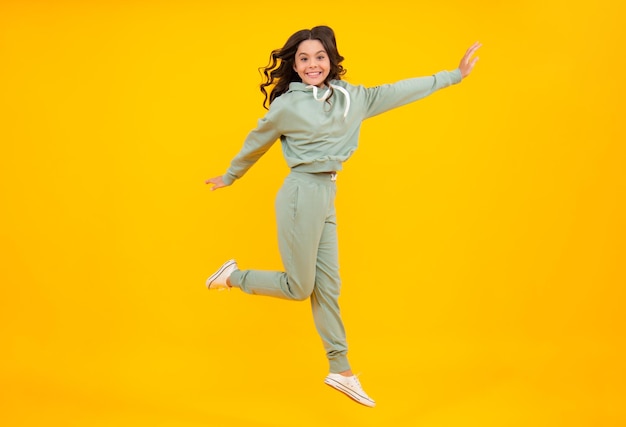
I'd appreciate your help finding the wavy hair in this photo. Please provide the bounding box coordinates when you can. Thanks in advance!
[259,26,346,110]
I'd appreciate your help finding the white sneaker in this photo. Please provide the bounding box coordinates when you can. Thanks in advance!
[206,259,237,290]
[324,373,376,407]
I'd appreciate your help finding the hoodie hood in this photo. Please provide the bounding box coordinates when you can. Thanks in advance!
[287,81,351,118]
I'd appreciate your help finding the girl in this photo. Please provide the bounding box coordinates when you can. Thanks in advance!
[205,25,481,407]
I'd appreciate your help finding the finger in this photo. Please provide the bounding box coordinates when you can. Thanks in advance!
[465,41,482,58]
[464,57,480,76]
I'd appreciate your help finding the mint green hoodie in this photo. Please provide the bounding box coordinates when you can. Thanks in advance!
[222,68,462,185]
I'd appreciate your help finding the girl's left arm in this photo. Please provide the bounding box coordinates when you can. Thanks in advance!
[363,41,481,118]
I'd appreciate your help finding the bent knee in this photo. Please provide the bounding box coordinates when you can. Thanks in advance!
[287,280,314,301]
[292,293,310,302]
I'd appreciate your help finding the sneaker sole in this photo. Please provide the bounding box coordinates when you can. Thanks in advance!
[206,260,236,289]
[324,377,376,408]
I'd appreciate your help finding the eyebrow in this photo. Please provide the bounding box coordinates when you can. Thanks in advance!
[298,50,327,56]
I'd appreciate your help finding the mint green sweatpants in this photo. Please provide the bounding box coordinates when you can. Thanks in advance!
[228,170,349,373]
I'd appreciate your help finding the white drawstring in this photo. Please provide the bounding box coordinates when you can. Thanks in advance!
[307,84,351,119]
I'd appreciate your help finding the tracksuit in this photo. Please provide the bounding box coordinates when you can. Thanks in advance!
[222,69,462,373]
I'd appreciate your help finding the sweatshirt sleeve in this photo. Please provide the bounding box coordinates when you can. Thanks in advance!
[363,69,462,119]
[222,111,282,186]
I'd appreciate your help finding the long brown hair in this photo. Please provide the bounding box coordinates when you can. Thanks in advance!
[259,26,346,110]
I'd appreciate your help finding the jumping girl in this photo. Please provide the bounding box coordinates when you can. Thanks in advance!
[205,25,481,407]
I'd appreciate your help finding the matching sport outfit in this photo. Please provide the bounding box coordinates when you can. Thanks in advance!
[216,68,462,378]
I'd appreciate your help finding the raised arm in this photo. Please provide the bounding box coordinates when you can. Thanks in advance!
[361,41,482,118]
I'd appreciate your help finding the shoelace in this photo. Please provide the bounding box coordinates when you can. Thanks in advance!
[342,373,364,390]
[345,374,373,401]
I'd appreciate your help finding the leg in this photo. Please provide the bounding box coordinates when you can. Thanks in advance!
[310,204,351,373]
[313,202,376,407]
[229,173,329,300]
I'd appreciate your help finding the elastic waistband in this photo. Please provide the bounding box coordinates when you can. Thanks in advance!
[289,170,337,183]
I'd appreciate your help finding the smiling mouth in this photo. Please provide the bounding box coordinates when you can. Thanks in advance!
[306,72,322,77]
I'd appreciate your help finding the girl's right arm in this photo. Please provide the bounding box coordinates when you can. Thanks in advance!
[205,107,283,191]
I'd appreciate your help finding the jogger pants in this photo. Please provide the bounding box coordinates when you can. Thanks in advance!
[228,170,349,373]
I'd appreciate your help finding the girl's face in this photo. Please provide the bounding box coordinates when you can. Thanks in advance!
[293,39,330,87]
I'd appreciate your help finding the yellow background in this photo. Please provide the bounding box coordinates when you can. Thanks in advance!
[1,1,625,426]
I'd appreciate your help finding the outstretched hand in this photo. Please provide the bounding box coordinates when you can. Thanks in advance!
[205,175,228,191]
[459,41,482,78]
